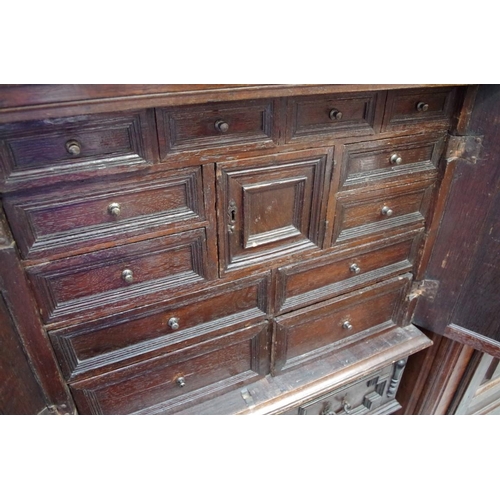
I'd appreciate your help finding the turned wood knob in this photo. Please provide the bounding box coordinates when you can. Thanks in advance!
[215,120,229,133]
[108,202,121,216]
[329,109,343,121]
[381,206,394,217]
[168,317,180,330]
[65,140,81,156]
[121,269,134,284]
[390,153,403,165]
[416,101,429,112]
[350,263,361,274]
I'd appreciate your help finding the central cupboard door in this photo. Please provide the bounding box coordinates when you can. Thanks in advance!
[216,149,334,275]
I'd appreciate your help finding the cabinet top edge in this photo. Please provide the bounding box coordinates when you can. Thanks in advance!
[0,84,467,124]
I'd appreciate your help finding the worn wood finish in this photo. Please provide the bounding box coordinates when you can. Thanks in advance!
[0,109,157,191]
[49,274,271,381]
[0,84,472,414]
[413,85,500,350]
[3,166,206,260]
[0,294,47,414]
[70,322,270,415]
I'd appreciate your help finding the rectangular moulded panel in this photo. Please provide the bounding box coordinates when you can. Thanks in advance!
[69,322,270,415]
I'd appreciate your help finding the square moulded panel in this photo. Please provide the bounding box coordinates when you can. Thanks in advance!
[217,148,333,274]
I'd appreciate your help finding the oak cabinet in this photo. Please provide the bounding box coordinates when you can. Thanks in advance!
[1,84,498,415]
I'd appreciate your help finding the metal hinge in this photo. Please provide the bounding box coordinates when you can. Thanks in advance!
[446,135,483,164]
[408,279,440,301]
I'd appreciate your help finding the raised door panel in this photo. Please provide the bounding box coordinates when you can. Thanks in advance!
[217,149,333,274]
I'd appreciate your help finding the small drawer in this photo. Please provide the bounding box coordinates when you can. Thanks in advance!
[49,274,270,380]
[69,322,270,414]
[286,92,383,142]
[339,134,445,190]
[3,166,206,260]
[273,275,412,374]
[275,231,421,314]
[382,87,458,131]
[332,179,435,245]
[27,228,211,326]
[288,360,407,415]
[156,99,278,158]
[0,110,156,189]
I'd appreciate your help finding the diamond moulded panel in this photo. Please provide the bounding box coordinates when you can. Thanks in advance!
[216,149,334,274]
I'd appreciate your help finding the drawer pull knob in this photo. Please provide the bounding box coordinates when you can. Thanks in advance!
[390,153,402,165]
[215,120,230,133]
[121,269,134,284]
[176,376,186,388]
[350,263,361,274]
[108,202,121,217]
[168,317,180,330]
[65,140,81,156]
[381,206,394,217]
[342,320,353,330]
[416,101,429,112]
[329,109,343,121]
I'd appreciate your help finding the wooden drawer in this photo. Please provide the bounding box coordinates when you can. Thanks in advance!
[0,110,156,189]
[4,166,206,260]
[332,179,435,245]
[273,275,412,374]
[382,87,458,132]
[49,274,271,380]
[339,134,445,190]
[217,149,333,274]
[286,92,383,142]
[27,228,212,326]
[275,231,422,314]
[156,99,278,158]
[284,359,407,415]
[69,322,270,414]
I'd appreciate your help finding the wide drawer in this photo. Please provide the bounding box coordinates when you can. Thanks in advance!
[332,179,435,245]
[27,228,211,326]
[0,110,156,189]
[285,92,383,142]
[275,231,422,314]
[156,99,278,158]
[49,274,270,380]
[284,359,407,415]
[273,275,412,373]
[4,166,206,260]
[382,87,458,132]
[339,134,445,190]
[69,322,270,415]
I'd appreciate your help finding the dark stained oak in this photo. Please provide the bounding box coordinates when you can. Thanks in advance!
[0,83,485,415]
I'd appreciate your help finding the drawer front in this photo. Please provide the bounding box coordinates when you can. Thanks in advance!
[69,322,270,414]
[273,275,411,373]
[49,274,270,380]
[157,99,278,158]
[286,92,382,142]
[340,134,445,190]
[0,110,156,188]
[4,166,206,259]
[276,231,421,314]
[382,87,458,131]
[288,360,406,415]
[27,228,211,326]
[217,149,333,274]
[332,180,435,245]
